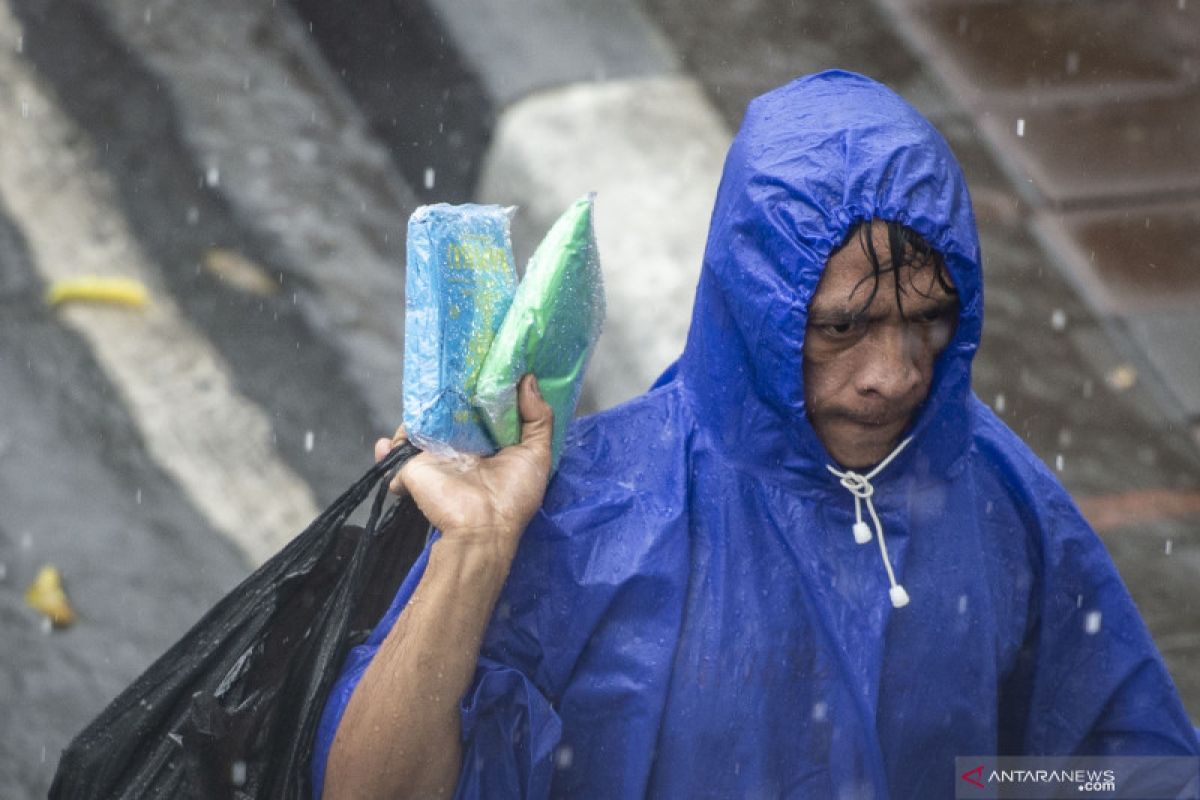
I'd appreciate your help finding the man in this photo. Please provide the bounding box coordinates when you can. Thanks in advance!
[314,71,1199,798]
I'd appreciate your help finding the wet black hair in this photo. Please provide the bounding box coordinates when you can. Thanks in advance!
[843,219,957,318]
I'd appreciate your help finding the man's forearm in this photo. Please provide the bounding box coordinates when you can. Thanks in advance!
[323,537,515,799]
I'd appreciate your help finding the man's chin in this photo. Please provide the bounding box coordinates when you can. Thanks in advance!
[824,424,906,470]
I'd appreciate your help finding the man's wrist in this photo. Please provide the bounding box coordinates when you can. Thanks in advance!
[430,532,519,582]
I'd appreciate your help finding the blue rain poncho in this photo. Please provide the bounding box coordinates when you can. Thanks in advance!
[313,71,1198,798]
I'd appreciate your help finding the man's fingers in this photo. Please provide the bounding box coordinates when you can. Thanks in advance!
[374,424,410,467]
[516,374,554,457]
[390,424,408,447]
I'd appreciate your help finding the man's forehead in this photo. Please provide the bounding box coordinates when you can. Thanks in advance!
[810,256,954,311]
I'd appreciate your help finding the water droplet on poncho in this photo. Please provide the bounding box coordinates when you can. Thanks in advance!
[1084,610,1102,635]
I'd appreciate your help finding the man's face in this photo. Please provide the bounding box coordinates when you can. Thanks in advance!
[803,221,959,469]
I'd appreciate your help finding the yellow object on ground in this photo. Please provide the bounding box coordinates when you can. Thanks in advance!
[25,564,77,628]
[45,276,149,308]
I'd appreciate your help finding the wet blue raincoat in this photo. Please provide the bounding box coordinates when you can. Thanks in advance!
[313,71,1199,798]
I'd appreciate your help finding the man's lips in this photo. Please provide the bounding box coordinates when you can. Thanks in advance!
[835,412,910,430]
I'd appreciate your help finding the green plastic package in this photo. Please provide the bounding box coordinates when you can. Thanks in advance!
[474,194,605,467]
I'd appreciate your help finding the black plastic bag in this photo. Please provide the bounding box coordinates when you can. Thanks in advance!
[50,443,424,799]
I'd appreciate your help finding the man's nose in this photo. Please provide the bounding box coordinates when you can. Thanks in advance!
[856,324,921,400]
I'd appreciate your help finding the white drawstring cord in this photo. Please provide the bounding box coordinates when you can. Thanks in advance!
[826,436,913,608]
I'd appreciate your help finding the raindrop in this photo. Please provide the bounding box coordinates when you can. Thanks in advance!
[1084,610,1102,635]
[41,745,46,763]
[1050,308,1067,331]
[186,205,200,225]
[812,701,829,721]
[1065,51,1080,76]
[0,562,6,581]
[40,616,52,634]
[1106,364,1137,392]
[1082,379,1094,399]
[1165,539,1173,555]
[1180,0,1187,9]
[19,532,32,550]
[143,6,152,24]
[1016,118,1026,137]
[16,34,23,53]
[304,430,315,452]
[1057,428,1072,448]
[242,75,251,92]
[21,99,29,119]
[1054,454,1064,472]
[1076,594,1083,608]
[957,594,968,614]
[206,165,220,187]
[956,14,967,34]
[555,744,574,770]
[993,393,1006,413]
[231,760,248,786]
[424,167,436,190]
[135,488,143,505]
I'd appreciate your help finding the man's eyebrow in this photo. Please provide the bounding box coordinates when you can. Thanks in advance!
[906,296,960,315]
[806,306,863,326]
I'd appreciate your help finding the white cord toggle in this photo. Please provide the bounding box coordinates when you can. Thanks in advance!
[827,436,914,609]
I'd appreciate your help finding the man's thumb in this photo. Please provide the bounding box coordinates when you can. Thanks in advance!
[516,374,554,453]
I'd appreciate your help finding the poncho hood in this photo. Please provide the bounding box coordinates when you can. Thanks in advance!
[673,70,983,487]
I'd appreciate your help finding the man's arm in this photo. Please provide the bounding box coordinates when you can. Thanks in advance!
[323,375,554,800]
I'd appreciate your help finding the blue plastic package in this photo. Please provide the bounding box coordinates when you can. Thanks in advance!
[402,204,517,455]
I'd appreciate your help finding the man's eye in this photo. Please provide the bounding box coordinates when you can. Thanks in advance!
[817,320,860,338]
[916,307,949,324]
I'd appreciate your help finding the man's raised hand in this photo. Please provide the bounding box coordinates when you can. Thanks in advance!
[373,374,554,557]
